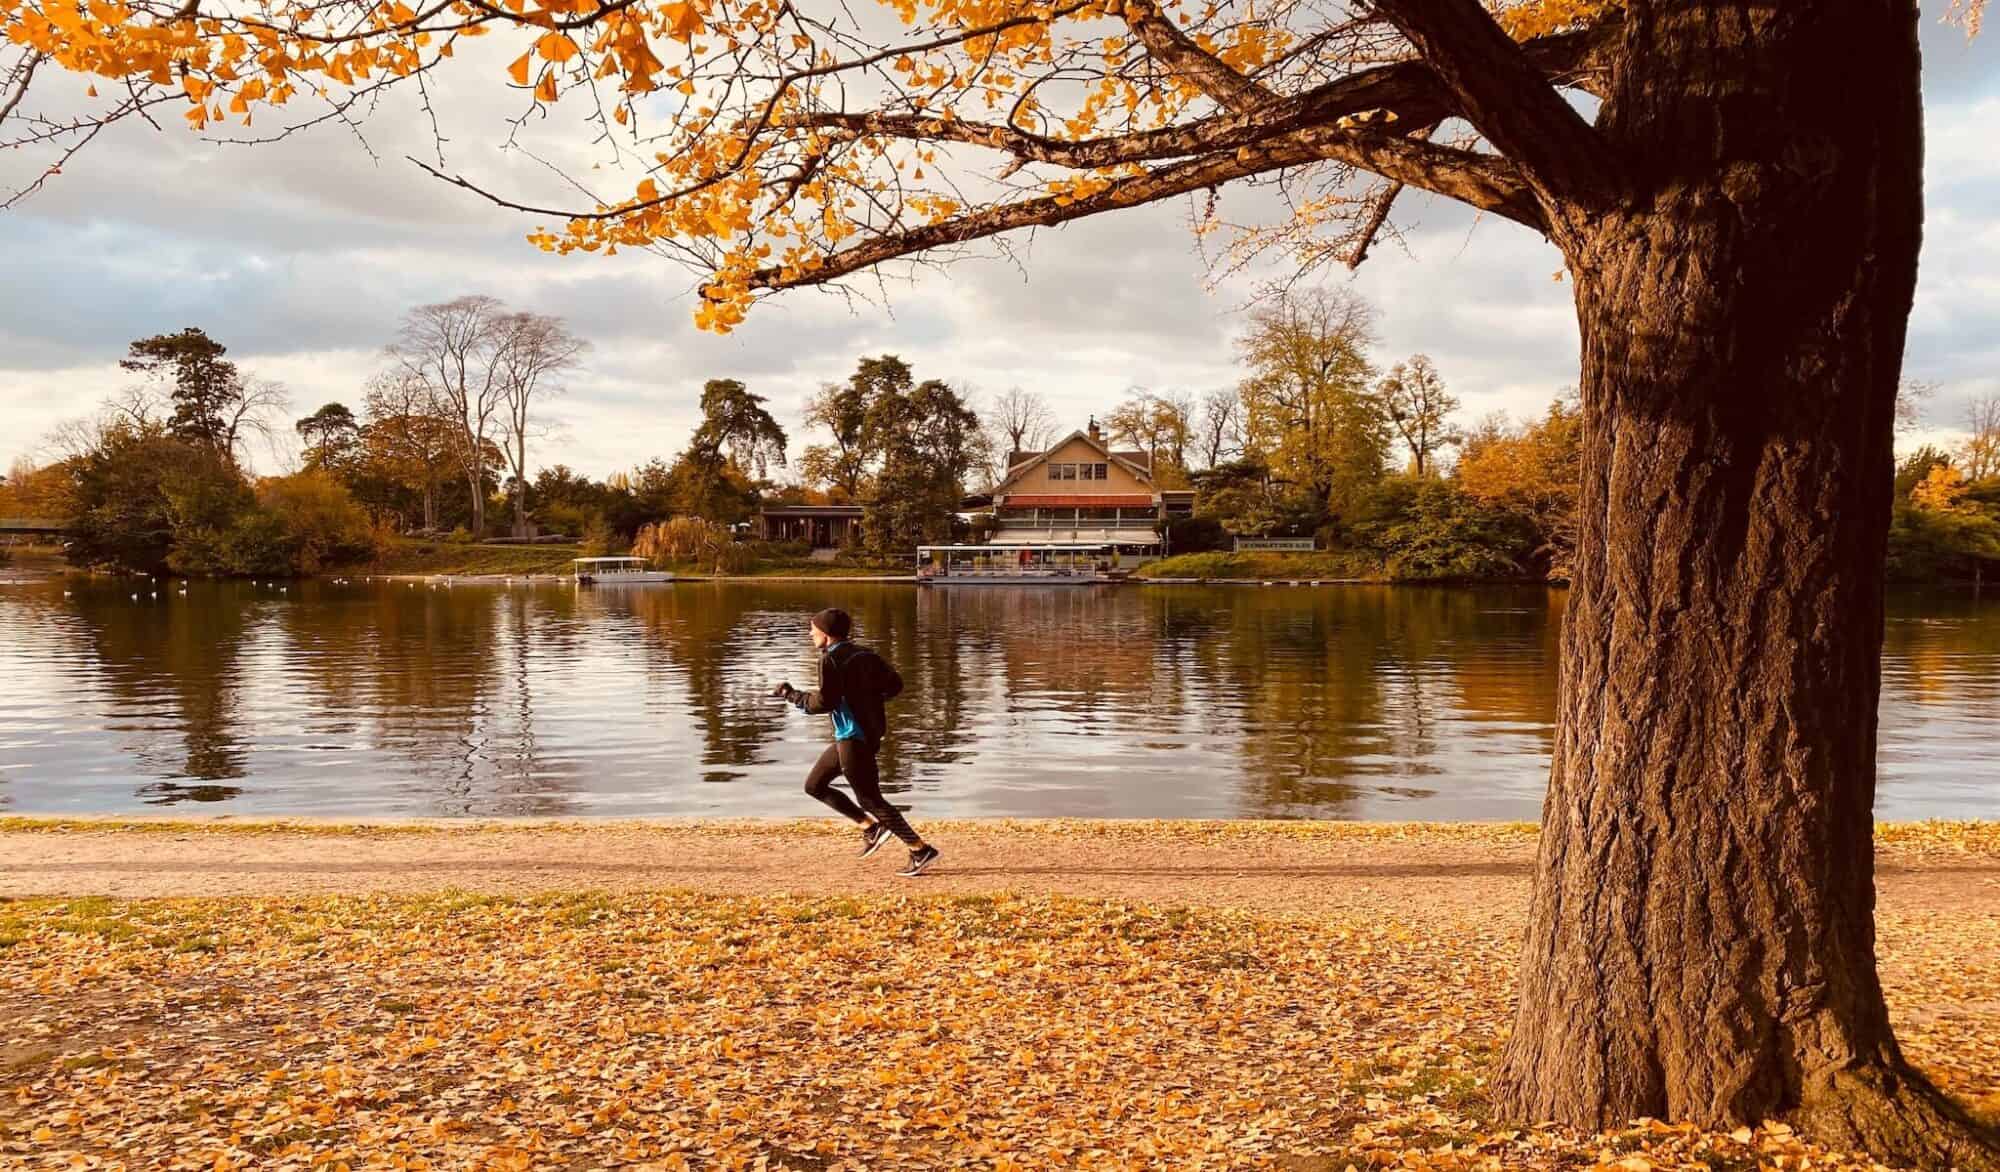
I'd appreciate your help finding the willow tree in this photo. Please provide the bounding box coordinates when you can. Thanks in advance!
[5,0,1995,1160]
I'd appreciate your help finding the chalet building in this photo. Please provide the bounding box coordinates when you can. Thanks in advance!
[755,504,864,548]
[980,419,1195,566]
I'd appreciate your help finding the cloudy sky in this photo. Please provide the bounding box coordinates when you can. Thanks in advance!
[2,17,1995,481]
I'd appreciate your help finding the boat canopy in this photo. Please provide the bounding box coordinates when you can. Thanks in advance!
[573,556,650,566]
[918,543,1111,553]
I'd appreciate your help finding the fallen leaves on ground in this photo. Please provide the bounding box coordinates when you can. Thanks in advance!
[2,891,1994,1170]
[5,818,1996,857]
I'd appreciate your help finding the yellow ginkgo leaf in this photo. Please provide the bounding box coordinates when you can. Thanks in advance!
[535,71,558,102]
[536,32,577,62]
[507,51,532,86]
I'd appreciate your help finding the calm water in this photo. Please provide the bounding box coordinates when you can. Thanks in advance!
[1,573,1995,820]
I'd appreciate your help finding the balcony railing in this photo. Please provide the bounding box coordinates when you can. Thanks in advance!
[991,517,1160,530]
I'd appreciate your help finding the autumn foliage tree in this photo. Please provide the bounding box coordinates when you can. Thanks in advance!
[6,0,1996,1160]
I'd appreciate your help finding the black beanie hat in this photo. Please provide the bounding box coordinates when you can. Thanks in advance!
[811,608,853,640]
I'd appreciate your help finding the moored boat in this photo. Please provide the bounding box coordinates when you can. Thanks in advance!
[916,543,1120,585]
[572,556,675,584]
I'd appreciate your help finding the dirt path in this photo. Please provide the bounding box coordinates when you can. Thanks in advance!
[4,819,1994,923]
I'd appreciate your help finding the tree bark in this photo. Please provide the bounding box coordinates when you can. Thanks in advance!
[466,470,485,539]
[1496,3,1998,1165]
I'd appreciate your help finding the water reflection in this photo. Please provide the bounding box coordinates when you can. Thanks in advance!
[0,575,1992,820]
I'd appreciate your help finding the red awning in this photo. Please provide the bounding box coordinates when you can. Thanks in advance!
[1001,494,1156,507]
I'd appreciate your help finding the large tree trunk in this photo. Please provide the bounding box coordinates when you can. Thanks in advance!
[1495,3,1998,1165]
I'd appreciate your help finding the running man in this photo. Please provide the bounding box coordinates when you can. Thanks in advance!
[770,608,941,877]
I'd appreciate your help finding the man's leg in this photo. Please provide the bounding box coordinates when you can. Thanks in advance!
[837,740,922,847]
[803,742,869,824]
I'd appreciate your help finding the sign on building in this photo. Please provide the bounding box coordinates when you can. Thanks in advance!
[1233,537,1317,552]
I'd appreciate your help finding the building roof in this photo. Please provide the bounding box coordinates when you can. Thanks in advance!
[991,430,1157,496]
[1007,447,1151,470]
[758,505,865,517]
[1001,494,1157,507]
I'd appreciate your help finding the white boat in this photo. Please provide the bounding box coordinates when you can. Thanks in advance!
[916,543,1120,586]
[572,556,675,584]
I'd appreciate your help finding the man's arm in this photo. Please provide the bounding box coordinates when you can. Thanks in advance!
[790,651,841,715]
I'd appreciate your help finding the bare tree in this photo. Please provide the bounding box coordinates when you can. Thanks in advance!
[987,387,1058,472]
[392,295,508,538]
[1197,389,1243,470]
[1963,393,2000,483]
[1894,378,1935,434]
[224,375,292,469]
[106,384,164,430]
[1376,354,1461,477]
[495,312,588,537]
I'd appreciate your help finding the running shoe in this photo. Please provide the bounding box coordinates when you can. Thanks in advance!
[897,845,941,878]
[860,824,894,858]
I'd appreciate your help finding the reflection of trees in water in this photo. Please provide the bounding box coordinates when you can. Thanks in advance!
[611,584,789,781]
[65,582,254,787]
[279,582,582,816]
[1200,588,1383,818]
[1880,592,2000,706]
[861,588,976,789]
[15,575,1580,819]
[1139,585,1565,818]
[1430,587,1563,756]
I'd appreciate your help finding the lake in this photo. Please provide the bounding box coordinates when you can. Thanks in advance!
[1,573,1995,820]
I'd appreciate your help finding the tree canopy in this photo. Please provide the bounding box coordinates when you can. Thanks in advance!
[4,0,1639,330]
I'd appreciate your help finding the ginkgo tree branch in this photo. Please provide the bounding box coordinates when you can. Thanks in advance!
[745,125,1539,292]
[1369,0,1621,216]
[1117,0,1274,112]
[779,20,1612,177]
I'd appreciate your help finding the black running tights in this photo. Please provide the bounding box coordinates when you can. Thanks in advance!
[802,740,921,847]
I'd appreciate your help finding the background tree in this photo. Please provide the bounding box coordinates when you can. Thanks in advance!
[1376,355,1461,477]
[392,295,508,539]
[862,377,987,558]
[7,0,1994,1158]
[1455,397,1583,580]
[119,329,241,456]
[118,329,288,466]
[986,387,1059,476]
[296,403,361,472]
[1890,463,2000,591]
[1106,391,1195,485]
[1960,394,2000,483]
[360,373,457,533]
[669,379,787,523]
[1196,389,1244,472]
[799,377,875,501]
[1237,287,1388,533]
[495,312,588,537]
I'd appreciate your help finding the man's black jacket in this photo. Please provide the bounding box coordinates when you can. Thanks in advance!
[790,641,900,746]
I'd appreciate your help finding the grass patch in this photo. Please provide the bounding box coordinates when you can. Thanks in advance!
[355,538,583,578]
[1135,550,1385,581]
